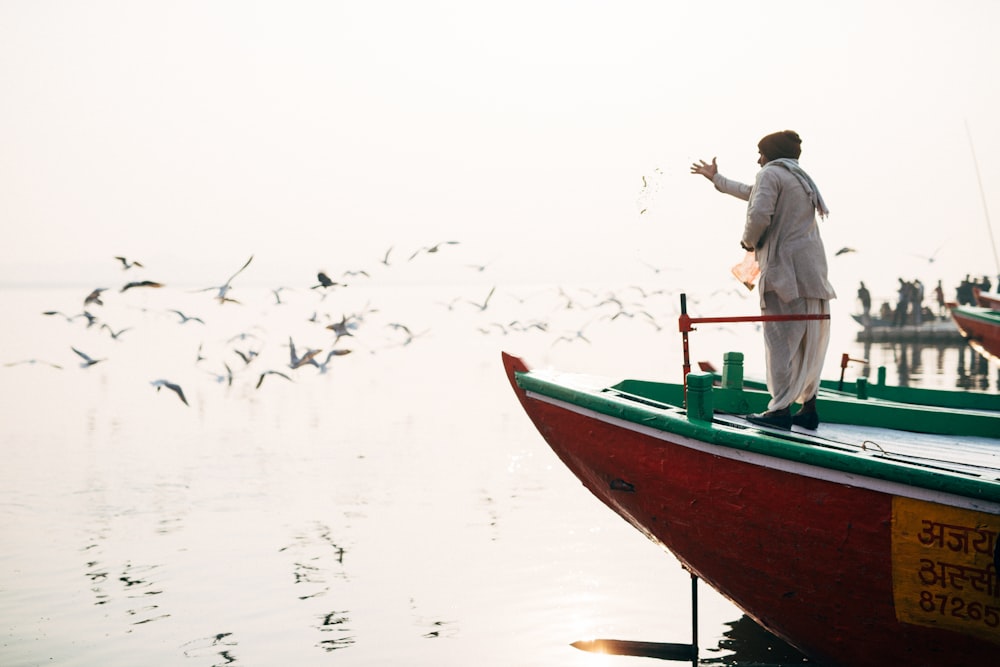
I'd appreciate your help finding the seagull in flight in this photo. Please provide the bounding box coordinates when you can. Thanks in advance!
[466,286,496,312]
[170,310,205,325]
[435,296,462,311]
[43,310,83,323]
[386,322,428,346]
[325,314,355,343]
[288,337,322,369]
[315,348,352,374]
[466,261,493,272]
[835,247,857,256]
[114,256,144,270]
[552,331,591,346]
[552,319,596,346]
[150,379,189,406]
[204,363,234,386]
[408,241,459,261]
[199,255,253,304]
[71,347,105,368]
[101,323,132,340]
[84,288,109,306]
[379,246,394,266]
[311,271,342,290]
[342,268,370,279]
[44,310,98,327]
[4,358,63,370]
[256,369,293,389]
[233,348,259,366]
[912,242,947,264]
[121,280,164,293]
[271,287,290,305]
[627,284,667,299]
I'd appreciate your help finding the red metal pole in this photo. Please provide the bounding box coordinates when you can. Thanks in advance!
[677,292,832,400]
[680,294,691,406]
[686,313,831,325]
[838,352,869,390]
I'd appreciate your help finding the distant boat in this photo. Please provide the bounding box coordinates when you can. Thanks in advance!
[502,345,1000,666]
[951,305,1000,362]
[974,287,1000,310]
[851,313,963,342]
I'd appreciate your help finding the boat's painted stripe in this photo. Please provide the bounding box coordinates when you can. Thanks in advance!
[525,389,1000,514]
[952,306,1000,326]
[517,370,1000,504]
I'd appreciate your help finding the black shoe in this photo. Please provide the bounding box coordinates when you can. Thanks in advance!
[792,411,820,430]
[746,408,792,430]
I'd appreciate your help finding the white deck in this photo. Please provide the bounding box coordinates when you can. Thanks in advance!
[714,413,1000,483]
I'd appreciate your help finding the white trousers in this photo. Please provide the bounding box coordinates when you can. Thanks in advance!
[761,292,831,411]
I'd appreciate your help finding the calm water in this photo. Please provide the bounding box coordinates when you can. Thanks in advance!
[1,283,997,667]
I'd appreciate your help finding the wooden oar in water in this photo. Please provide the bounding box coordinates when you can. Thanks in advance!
[571,638,697,661]
[571,572,699,664]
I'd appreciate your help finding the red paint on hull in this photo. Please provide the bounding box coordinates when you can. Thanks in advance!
[973,288,1000,309]
[502,353,998,666]
[951,309,1000,361]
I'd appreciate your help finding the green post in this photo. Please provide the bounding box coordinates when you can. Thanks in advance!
[877,366,886,386]
[721,351,744,389]
[686,372,715,423]
[856,377,869,400]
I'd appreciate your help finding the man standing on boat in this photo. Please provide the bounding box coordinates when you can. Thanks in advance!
[690,130,836,429]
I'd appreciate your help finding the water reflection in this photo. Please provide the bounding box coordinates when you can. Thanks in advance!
[278,521,355,651]
[279,521,348,600]
[80,498,171,626]
[81,532,170,626]
[702,614,811,665]
[410,597,458,639]
[857,341,997,391]
[180,632,239,665]
[954,344,996,391]
[315,610,354,652]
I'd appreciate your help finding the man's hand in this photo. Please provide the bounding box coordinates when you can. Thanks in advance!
[690,157,718,181]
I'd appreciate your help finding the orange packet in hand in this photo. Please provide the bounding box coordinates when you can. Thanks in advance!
[731,251,760,291]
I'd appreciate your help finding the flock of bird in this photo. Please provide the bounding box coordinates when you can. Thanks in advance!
[7,244,746,408]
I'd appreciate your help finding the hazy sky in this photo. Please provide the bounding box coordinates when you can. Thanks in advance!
[2,0,999,299]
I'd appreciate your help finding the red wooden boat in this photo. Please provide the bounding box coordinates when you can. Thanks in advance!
[973,287,1000,310]
[502,348,1000,666]
[950,305,1000,362]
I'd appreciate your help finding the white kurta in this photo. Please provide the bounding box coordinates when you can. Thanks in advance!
[713,162,837,410]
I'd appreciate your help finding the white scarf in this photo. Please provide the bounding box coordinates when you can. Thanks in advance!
[767,158,829,219]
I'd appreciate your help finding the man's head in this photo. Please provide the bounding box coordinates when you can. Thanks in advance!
[757,130,802,165]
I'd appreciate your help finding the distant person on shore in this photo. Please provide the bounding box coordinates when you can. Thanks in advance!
[893,278,910,327]
[957,276,975,306]
[934,280,945,316]
[857,281,871,325]
[690,130,836,430]
[913,279,924,326]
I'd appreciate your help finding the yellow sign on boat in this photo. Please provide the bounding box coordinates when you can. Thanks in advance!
[892,497,1000,644]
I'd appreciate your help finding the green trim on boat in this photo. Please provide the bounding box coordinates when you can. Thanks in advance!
[620,376,999,437]
[515,371,1000,505]
[953,305,1000,326]
[820,378,1000,413]
[712,372,1000,413]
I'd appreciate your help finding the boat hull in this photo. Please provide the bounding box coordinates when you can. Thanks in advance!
[503,353,1000,666]
[974,288,1000,310]
[951,306,1000,362]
